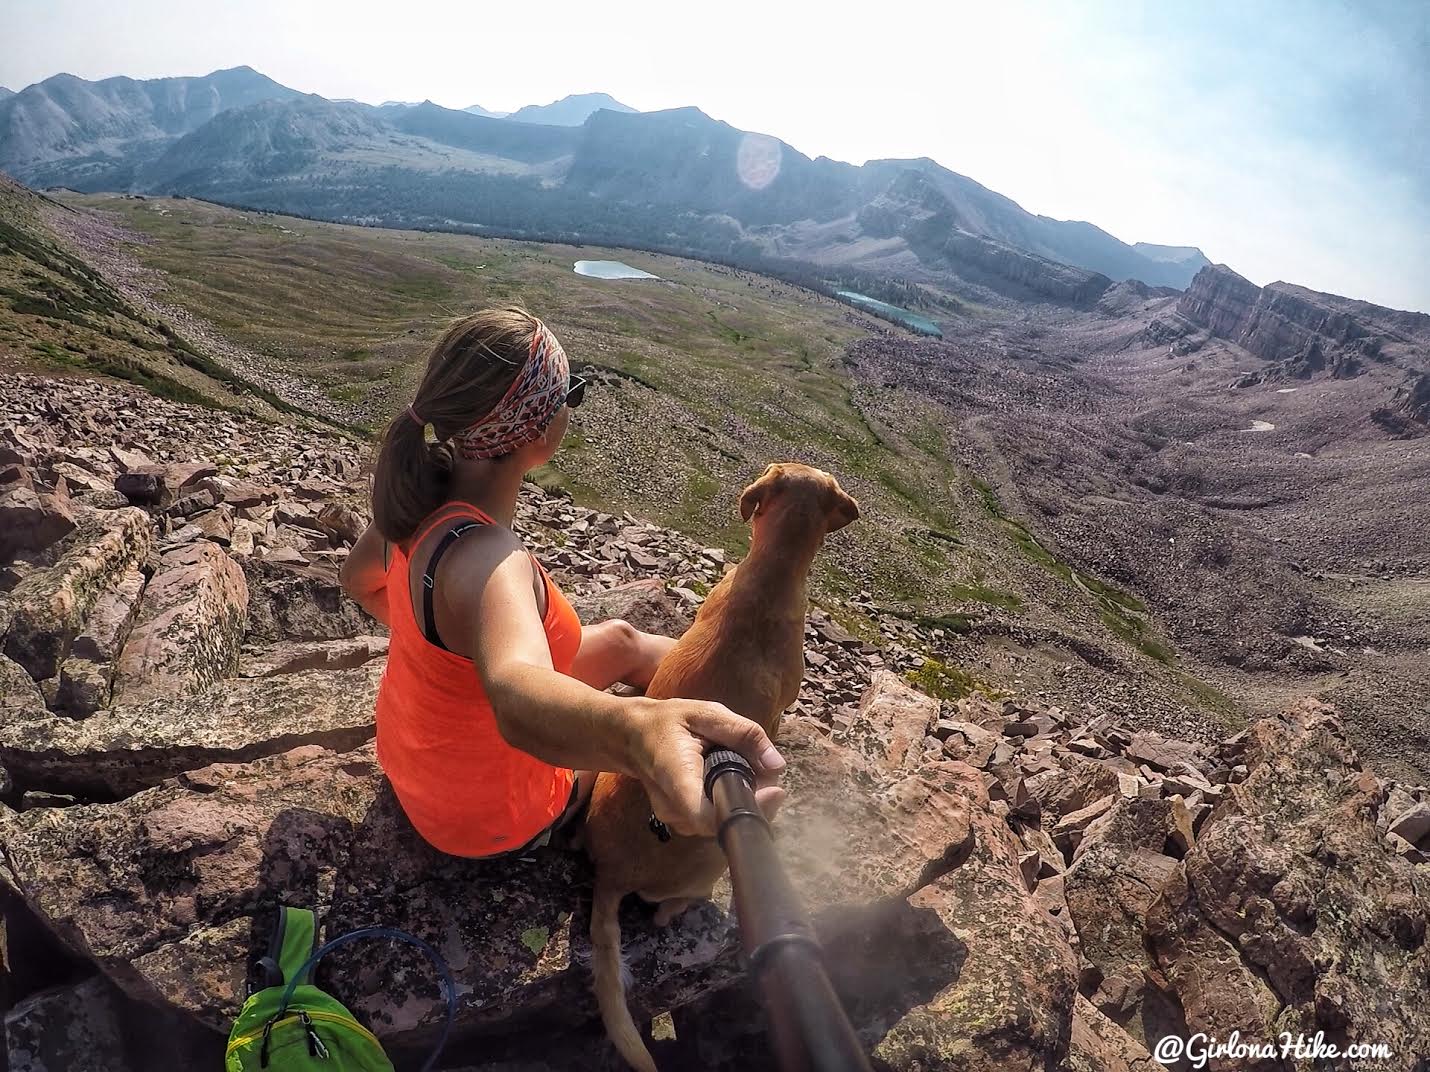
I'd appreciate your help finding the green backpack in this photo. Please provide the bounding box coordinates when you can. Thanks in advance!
[226,907,456,1072]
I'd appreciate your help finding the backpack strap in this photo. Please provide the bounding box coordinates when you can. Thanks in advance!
[251,906,318,993]
[277,925,457,1072]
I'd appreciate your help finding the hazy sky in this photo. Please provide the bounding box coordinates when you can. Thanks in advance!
[4,0,1427,311]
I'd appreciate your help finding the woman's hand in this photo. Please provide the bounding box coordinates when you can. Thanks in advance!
[629,696,787,837]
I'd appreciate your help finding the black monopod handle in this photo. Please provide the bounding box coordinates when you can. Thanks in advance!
[702,750,873,1072]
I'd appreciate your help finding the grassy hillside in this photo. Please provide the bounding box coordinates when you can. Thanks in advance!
[0,179,298,416]
[69,194,968,565]
[36,192,1227,728]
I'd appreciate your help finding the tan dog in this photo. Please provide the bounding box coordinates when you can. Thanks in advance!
[584,462,860,1072]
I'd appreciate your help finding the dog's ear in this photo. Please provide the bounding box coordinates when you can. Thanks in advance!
[739,464,782,522]
[826,485,861,532]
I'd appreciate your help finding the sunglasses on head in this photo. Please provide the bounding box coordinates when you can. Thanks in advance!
[564,374,587,409]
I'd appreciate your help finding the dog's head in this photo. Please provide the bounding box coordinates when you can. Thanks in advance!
[739,463,860,534]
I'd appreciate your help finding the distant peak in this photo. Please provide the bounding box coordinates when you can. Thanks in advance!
[1132,241,1210,265]
[508,92,637,126]
[557,92,623,104]
[636,105,714,124]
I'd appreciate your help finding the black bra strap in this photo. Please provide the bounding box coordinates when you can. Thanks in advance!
[422,521,486,652]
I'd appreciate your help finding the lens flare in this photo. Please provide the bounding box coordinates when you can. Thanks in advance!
[736,132,782,190]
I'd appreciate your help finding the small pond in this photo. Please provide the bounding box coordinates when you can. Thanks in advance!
[574,260,660,280]
[835,290,943,337]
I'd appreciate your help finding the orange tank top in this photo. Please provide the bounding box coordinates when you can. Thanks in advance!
[375,500,580,857]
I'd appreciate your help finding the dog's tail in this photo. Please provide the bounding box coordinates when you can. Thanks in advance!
[591,882,658,1072]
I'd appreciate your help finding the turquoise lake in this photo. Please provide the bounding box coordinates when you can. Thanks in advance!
[835,290,943,337]
[573,260,660,280]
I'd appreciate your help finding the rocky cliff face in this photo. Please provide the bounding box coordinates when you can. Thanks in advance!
[1176,264,1263,339]
[1177,265,1382,379]
[937,232,1115,307]
[1178,267,1430,432]
[1394,372,1430,424]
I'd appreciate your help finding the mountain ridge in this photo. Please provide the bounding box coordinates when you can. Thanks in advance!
[508,91,636,125]
[1,67,1208,292]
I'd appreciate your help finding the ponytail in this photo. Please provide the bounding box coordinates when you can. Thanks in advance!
[371,412,455,543]
[367,307,541,542]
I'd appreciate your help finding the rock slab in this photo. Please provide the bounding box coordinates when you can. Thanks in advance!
[111,541,248,705]
[0,662,383,798]
[2,509,151,681]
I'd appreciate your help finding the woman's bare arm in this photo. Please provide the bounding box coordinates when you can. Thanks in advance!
[438,529,784,837]
[339,523,392,626]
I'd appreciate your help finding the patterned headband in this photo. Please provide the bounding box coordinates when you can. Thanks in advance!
[453,320,570,460]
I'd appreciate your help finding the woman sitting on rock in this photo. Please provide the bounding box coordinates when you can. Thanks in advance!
[340,308,784,858]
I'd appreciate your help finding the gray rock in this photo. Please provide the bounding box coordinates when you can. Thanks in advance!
[168,488,219,519]
[316,502,367,545]
[1064,796,1185,1038]
[566,578,690,638]
[1051,794,1116,858]
[241,558,373,641]
[53,661,111,720]
[1148,702,1430,1062]
[189,508,234,546]
[935,719,1001,768]
[239,635,389,679]
[70,568,147,665]
[0,654,48,720]
[20,791,78,809]
[114,466,171,508]
[1027,757,1123,821]
[1125,732,1209,774]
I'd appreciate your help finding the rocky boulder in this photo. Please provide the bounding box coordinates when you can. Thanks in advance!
[0,952,221,1071]
[114,465,173,508]
[1392,371,1430,427]
[239,635,388,679]
[849,671,938,772]
[4,976,130,1072]
[1063,796,1189,1044]
[316,502,367,545]
[54,566,146,716]
[567,578,691,638]
[1146,702,1430,1064]
[0,483,76,563]
[869,761,1079,1070]
[0,653,47,721]
[1026,755,1124,820]
[1,508,152,681]
[1064,995,1159,1072]
[0,662,382,798]
[241,558,376,642]
[111,541,248,705]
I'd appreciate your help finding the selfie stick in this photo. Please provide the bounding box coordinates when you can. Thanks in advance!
[702,750,873,1072]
